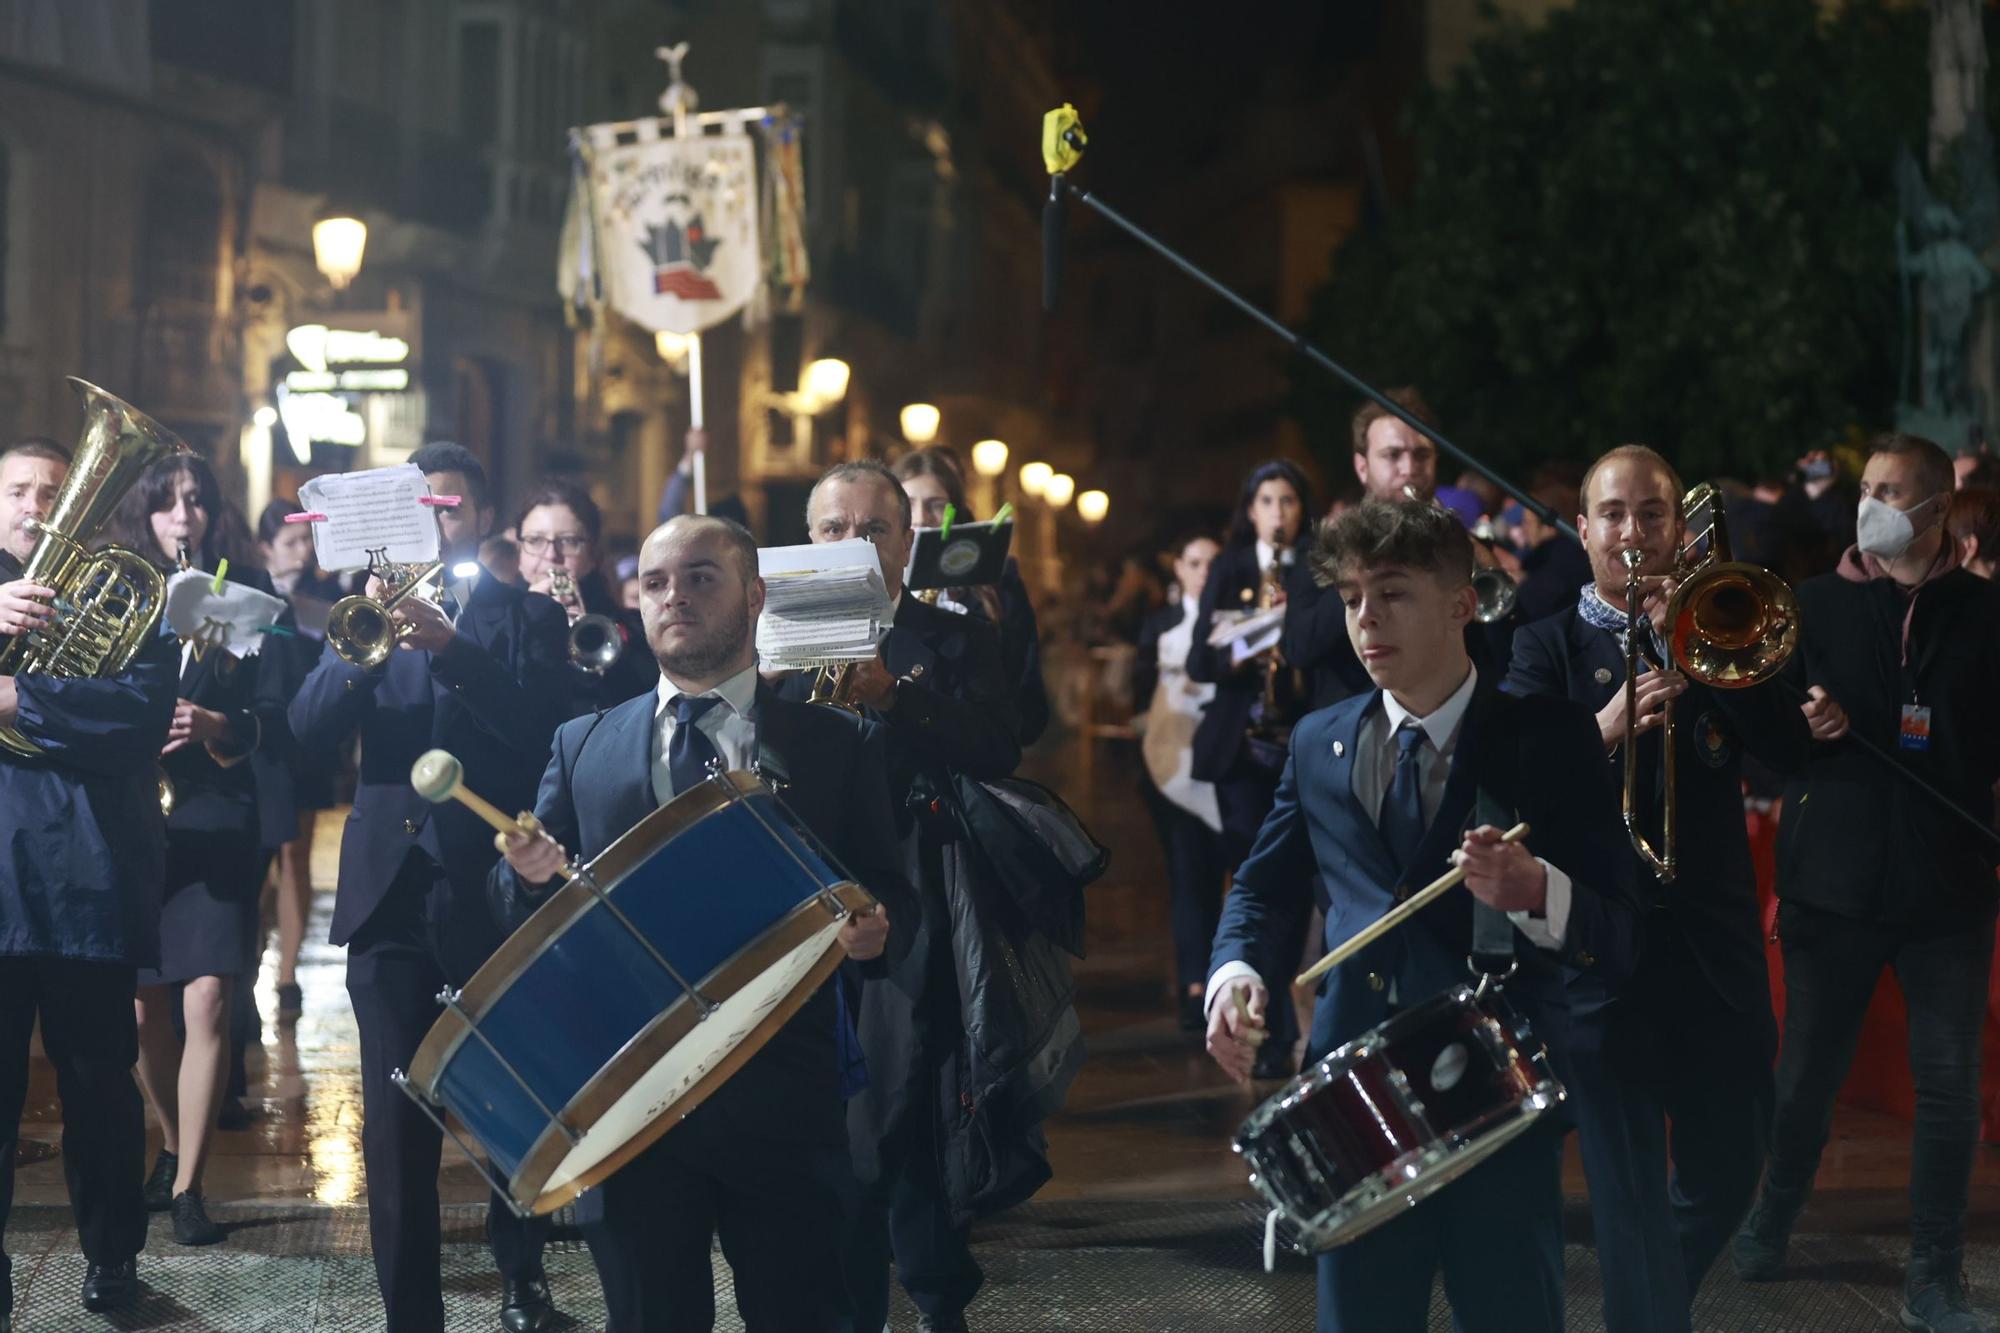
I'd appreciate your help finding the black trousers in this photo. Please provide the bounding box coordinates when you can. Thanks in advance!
[346,857,547,1333]
[1315,1120,1565,1332]
[0,957,147,1301]
[1568,915,1772,1333]
[1139,778,1227,995]
[1765,898,1995,1255]
[845,1102,983,1332]
[584,1106,854,1332]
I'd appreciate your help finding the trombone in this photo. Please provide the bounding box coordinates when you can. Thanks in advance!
[1619,483,1798,882]
[327,560,445,668]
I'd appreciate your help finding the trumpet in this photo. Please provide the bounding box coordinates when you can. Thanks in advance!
[326,560,445,669]
[546,566,626,675]
[807,661,864,715]
[1619,483,1798,882]
[1404,485,1517,623]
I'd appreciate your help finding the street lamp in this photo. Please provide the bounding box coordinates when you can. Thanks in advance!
[1044,473,1075,508]
[312,216,368,291]
[900,403,941,444]
[971,439,1009,478]
[1019,461,1052,497]
[1076,489,1109,524]
[802,358,851,410]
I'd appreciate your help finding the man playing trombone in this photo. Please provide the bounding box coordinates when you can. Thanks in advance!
[1206,498,1636,1333]
[1505,444,1810,1333]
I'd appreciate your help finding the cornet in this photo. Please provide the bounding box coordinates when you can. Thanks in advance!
[1619,483,1798,882]
[807,661,865,715]
[326,560,445,669]
[548,566,625,676]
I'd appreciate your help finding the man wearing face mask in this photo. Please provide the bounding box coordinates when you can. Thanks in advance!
[1733,433,2000,1333]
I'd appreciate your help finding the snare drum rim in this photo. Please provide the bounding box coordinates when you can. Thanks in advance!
[509,877,875,1214]
[405,771,765,1097]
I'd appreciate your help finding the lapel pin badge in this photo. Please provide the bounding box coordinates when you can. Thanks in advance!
[1331,740,1345,758]
[1593,667,1614,685]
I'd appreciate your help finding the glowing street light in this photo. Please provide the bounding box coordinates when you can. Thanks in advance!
[802,358,851,410]
[1019,461,1053,497]
[971,439,1009,478]
[900,403,941,444]
[1043,473,1076,508]
[1076,489,1109,524]
[312,216,368,290]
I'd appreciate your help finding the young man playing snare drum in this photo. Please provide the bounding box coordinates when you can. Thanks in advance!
[1205,499,1638,1333]
[494,514,913,1333]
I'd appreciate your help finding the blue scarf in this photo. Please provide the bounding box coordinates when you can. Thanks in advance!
[1577,582,1666,661]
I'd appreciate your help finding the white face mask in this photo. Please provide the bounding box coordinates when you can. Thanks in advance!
[1855,493,1940,560]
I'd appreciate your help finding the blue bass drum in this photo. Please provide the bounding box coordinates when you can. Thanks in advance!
[398,770,873,1216]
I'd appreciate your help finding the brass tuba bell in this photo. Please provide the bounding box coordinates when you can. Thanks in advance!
[326,561,445,669]
[0,379,187,758]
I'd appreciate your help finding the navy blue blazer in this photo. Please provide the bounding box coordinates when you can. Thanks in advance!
[1209,677,1638,1061]
[488,682,916,1145]
[1506,605,1807,1021]
[288,570,569,973]
[1185,544,1273,782]
[0,616,178,967]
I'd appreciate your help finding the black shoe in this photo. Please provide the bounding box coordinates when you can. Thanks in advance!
[276,982,303,1017]
[215,1097,254,1132]
[143,1148,179,1212]
[1732,1185,1806,1282]
[80,1258,137,1312]
[500,1274,554,1333]
[1901,1248,1997,1333]
[1179,993,1206,1033]
[171,1191,225,1246]
[1251,1042,1295,1082]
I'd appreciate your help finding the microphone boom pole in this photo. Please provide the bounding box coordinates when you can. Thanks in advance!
[1039,107,1576,541]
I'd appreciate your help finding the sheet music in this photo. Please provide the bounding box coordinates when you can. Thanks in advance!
[165,571,286,659]
[297,464,439,573]
[755,539,892,668]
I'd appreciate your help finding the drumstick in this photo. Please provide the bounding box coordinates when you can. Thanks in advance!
[410,750,563,870]
[1231,987,1267,1048]
[1294,821,1531,988]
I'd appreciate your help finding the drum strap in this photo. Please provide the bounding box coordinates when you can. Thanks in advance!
[1468,787,1517,978]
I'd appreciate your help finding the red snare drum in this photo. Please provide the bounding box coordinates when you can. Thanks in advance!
[1233,983,1563,1252]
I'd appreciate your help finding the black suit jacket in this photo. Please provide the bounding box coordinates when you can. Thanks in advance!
[1775,565,2000,925]
[1506,605,1808,1018]
[288,570,569,974]
[1210,676,1638,1062]
[488,682,916,1145]
[1185,544,1279,781]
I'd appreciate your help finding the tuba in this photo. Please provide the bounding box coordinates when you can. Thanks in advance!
[1619,482,1798,882]
[326,559,445,669]
[0,379,186,758]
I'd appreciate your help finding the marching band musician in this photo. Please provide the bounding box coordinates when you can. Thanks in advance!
[1504,445,1809,1333]
[1186,458,1313,1080]
[0,437,179,1321]
[784,460,1023,1333]
[1205,499,1636,1333]
[492,514,913,1332]
[1734,433,2000,1333]
[891,448,1052,746]
[105,457,301,1249]
[513,479,658,712]
[288,443,568,1333]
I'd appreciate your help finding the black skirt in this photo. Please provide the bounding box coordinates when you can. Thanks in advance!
[138,834,265,988]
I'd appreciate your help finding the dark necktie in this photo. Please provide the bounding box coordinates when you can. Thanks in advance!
[668,694,724,796]
[1380,721,1429,873]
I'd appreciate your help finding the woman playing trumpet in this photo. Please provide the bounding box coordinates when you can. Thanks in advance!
[514,479,657,713]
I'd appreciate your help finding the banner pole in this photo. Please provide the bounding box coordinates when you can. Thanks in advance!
[661,43,708,515]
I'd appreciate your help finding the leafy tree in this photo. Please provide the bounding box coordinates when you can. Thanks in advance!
[1290,0,1935,485]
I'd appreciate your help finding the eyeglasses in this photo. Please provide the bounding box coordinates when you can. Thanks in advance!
[519,534,590,555]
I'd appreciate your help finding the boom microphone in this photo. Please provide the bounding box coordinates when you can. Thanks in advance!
[1042,175,1067,312]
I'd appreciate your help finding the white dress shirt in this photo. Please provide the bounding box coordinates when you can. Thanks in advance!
[651,663,760,805]
[1205,664,1571,1014]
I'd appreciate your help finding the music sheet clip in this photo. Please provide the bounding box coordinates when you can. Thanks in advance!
[284,511,328,524]
[419,494,461,508]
